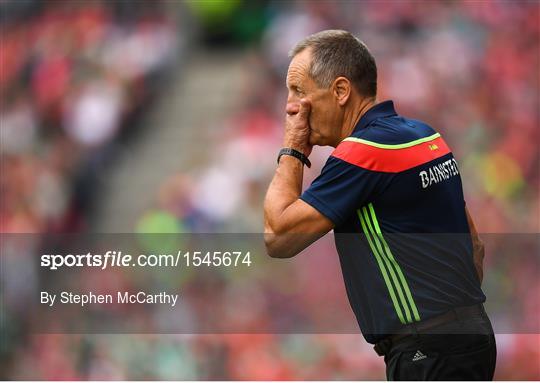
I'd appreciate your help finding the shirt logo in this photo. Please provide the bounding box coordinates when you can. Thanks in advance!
[412,350,427,362]
[429,143,439,151]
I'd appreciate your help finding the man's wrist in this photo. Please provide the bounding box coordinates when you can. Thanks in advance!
[277,148,311,168]
[283,137,310,156]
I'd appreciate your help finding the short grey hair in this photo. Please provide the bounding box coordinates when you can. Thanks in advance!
[289,29,377,98]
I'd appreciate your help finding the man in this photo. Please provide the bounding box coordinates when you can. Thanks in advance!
[263,30,496,380]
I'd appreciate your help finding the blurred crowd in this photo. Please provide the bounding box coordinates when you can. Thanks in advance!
[1,0,181,233]
[1,0,539,380]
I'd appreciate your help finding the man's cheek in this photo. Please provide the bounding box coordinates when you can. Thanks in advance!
[308,113,316,132]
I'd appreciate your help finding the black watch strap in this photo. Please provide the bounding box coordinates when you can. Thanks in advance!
[277,148,311,168]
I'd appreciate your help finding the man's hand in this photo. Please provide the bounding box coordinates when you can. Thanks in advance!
[284,98,313,157]
[263,98,333,258]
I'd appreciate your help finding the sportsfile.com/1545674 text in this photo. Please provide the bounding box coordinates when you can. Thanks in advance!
[40,250,252,270]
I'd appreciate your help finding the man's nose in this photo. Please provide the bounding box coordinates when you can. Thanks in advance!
[286,91,301,109]
[286,101,300,115]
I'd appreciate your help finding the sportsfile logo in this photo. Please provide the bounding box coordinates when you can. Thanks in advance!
[419,158,460,189]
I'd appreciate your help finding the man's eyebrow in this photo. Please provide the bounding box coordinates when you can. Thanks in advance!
[286,80,299,90]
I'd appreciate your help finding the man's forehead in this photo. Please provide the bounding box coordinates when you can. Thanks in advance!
[286,48,312,85]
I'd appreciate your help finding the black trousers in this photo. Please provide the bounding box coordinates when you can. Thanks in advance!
[384,308,497,380]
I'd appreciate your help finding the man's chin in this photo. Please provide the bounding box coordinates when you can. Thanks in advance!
[309,132,328,147]
[309,131,320,145]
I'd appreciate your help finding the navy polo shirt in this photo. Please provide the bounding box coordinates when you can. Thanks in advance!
[300,101,485,344]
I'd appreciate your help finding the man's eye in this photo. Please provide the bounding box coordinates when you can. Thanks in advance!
[291,86,302,94]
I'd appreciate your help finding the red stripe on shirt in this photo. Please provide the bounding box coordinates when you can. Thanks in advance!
[331,136,451,173]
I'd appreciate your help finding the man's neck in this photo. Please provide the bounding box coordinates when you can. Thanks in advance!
[336,97,376,146]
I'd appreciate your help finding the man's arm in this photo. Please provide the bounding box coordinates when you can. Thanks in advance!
[264,99,334,258]
[465,206,485,284]
[264,156,334,258]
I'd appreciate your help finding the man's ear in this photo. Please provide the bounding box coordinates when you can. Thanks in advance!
[332,77,351,106]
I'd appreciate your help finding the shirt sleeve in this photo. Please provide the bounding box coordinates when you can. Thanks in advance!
[300,156,393,226]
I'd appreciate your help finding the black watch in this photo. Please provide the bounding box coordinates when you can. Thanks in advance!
[277,148,311,168]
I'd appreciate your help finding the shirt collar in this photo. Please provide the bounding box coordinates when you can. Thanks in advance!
[353,100,397,133]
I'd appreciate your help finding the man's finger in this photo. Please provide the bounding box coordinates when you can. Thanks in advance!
[298,99,311,120]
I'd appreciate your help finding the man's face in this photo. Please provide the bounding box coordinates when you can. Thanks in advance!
[286,48,343,147]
